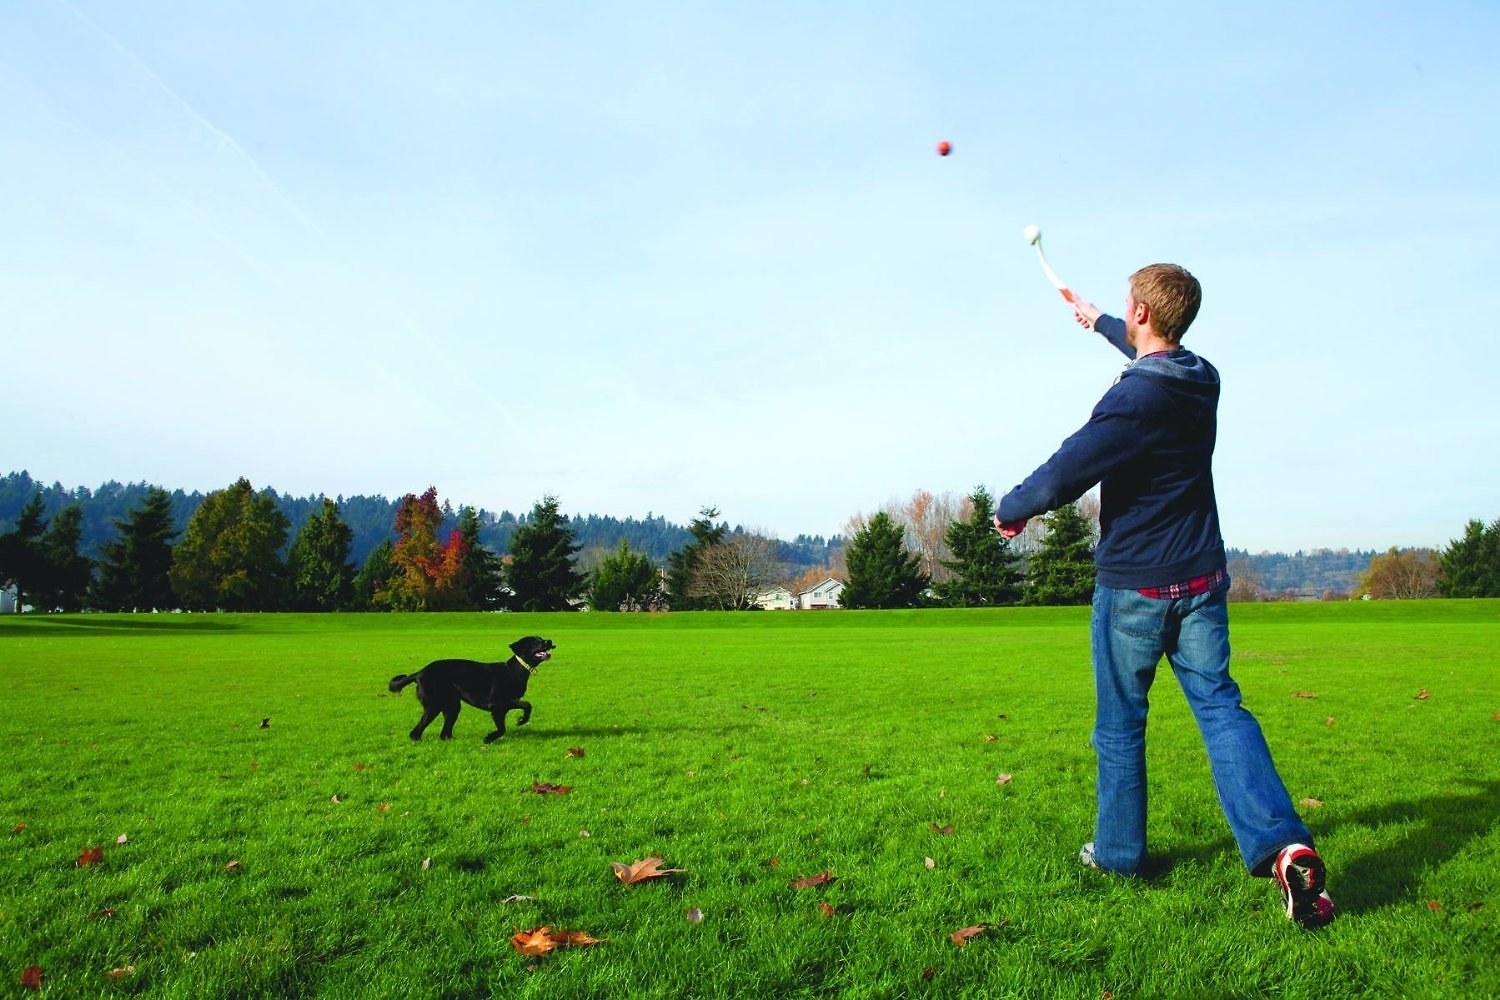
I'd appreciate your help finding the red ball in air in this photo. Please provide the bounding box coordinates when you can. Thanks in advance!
[936,140,952,157]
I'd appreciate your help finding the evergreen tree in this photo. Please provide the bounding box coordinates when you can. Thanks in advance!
[169,478,290,611]
[505,496,584,612]
[841,511,928,609]
[36,505,93,611]
[1438,517,1500,598]
[286,498,357,611]
[935,486,1024,607]
[0,493,48,611]
[666,506,728,611]
[353,538,396,611]
[455,506,505,610]
[589,538,660,611]
[1023,503,1096,606]
[91,487,180,612]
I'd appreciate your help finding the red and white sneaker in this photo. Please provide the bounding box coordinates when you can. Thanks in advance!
[1273,843,1336,929]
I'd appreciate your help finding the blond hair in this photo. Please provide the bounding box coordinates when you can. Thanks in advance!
[1130,264,1201,343]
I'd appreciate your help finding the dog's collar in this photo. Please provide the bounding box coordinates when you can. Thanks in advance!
[514,655,538,675]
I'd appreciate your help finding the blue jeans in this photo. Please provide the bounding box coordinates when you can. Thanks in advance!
[1089,582,1312,876]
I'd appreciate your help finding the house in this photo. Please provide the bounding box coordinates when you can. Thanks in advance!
[753,586,795,611]
[797,578,844,610]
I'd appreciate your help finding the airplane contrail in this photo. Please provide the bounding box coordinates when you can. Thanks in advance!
[53,0,327,240]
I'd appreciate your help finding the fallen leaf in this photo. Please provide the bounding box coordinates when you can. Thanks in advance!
[1326,716,1336,727]
[996,714,1009,720]
[377,802,391,813]
[612,855,685,886]
[996,773,1013,785]
[1294,692,1318,699]
[685,907,704,923]
[1301,797,1324,808]
[566,747,586,758]
[579,830,591,838]
[1428,900,1442,911]
[78,845,103,867]
[983,734,998,743]
[12,823,26,832]
[20,965,43,990]
[500,894,535,904]
[790,871,837,890]
[925,857,936,870]
[106,965,135,981]
[1469,902,1485,911]
[116,833,128,845]
[921,967,937,981]
[532,782,572,795]
[768,857,781,868]
[949,924,989,946]
[259,718,270,729]
[818,902,836,918]
[1416,689,1430,701]
[931,824,955,836]
[1102,992,1115,1000]
[330,794,341,804]
[1491,712,1500,721]
[225,859,241,872]
[353,762,367,771]
[511,926,601,957]
[88,908,117,920]
[421,858,431,870]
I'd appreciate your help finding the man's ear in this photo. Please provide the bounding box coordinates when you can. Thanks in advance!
[1132,299,1150,326]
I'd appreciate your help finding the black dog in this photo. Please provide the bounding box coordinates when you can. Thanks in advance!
[388,635,555,743]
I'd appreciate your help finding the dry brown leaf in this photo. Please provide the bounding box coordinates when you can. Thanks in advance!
[924,857,936,870]
[532,782,572,795]
[1428,900,1442,911]
[983,734,998,743]
[353,762,367,771]
[511,925,601,956]
[1326,717,1336,727]
[1293,691,1318,699]
[20,965,43,990]
[1416,689,1430,701]
[790,871,837,890]
[931,823,954,836]
[949,924,989,946]
[1301,797,1324,808]
[78,845,103,867]
[377,802,391,813]
[996,773,1013,785]
[922,967,937,981]
[225,859,241,872]
[500,894,536,904]
[106,965,135,981]
[612,855,684,885]
[566,747,586,758]
[88,908,116,920]
[685,907,704,923]
[12,823,26,832]
[818,901,836,918]
[116,834,128,845]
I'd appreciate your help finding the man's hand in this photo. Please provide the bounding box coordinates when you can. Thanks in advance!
[993,516,1027,539]
[1072,299,1102,331]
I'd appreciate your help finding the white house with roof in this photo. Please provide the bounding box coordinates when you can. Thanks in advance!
[796,578,844,610]
[753,585,795,610]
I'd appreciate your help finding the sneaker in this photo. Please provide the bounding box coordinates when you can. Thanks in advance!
[1273,843,1336,929]
[1079,842,1101,870]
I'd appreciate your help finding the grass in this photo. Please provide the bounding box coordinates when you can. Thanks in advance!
[1,602,1497,999]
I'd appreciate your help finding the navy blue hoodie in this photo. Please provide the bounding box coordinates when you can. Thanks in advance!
[997,315,1226,589]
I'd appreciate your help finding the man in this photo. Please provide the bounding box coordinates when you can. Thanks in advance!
[994,264,1335,929]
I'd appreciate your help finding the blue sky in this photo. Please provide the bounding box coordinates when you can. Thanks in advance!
[3,1,1497,553]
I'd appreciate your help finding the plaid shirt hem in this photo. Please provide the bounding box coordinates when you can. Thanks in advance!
[1136,566,1228,600]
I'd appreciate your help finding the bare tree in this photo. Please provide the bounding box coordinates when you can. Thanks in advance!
[1358,547,1440,599]
[846,490,969,585]
[1227,555,1263,602]
[687,532,783,610]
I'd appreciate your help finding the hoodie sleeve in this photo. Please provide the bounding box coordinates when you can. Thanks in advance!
[1096,315,1134,359]
[996,379,1152,524]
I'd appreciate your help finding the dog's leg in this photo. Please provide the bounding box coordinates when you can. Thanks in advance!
[515,700,532,726]
[438,704,460,740]
[483,705,509,743]
[410,705,440,741]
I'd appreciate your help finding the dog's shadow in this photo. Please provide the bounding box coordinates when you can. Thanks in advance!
[536,721,753,740]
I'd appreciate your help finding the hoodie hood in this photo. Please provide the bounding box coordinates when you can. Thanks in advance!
[1125,349,1219,387]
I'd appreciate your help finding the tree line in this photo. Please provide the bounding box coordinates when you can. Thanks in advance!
[4,471,1494,613]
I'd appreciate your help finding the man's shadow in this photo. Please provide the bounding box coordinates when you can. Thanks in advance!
[1321,778,1500,914]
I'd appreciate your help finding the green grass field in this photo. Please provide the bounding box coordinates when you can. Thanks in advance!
[2,602,1497,999]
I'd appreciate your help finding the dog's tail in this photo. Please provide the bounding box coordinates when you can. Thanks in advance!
[389,673,418,694]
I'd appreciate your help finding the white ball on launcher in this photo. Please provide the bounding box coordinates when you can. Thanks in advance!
[1023,224,1041,246]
